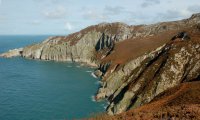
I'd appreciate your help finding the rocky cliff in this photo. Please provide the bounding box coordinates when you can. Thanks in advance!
[1,13,200,115]
[21,22,133,67]
[92,81,200,120]
[103,33,200,115]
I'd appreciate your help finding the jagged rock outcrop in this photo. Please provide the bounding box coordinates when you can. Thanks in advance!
[95,14,200,114]
[0,48,23,58]
[1,13,200,115]
[103,38,200,115]
[92,81,200,120]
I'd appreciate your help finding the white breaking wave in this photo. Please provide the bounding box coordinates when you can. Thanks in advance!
[86,70,92,73]
[101,103,108,109]
[103,105,107,109]
[91,95,96,102]
[91,72,98,78]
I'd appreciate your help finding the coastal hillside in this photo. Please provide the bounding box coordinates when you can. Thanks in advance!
[92,81,200,119]
[1,13,200,117]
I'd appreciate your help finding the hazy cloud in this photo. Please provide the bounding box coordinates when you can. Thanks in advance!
[33,0,66,3]
[30,20,41,25]
[1,0,199,35]
[0,15,6,22]
[64,22,73,30]
[82,6,126,21]
[104,6,125,15]
[82,11,108,20]
[141,0,160,8]
[125,12,153,24]
[126,9,189,25]
[43,5,67,19]
[157,10,184,21]
[187,5,200,13]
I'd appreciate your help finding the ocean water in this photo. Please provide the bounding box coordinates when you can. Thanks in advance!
[0,35,105,120]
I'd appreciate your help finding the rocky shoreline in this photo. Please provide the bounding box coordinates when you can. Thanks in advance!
[1,13,200,115]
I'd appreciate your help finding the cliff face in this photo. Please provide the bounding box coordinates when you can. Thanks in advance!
[92,81,200,120]
[22,23,133,66]
[1,13,200,115]
[103,36,200,115]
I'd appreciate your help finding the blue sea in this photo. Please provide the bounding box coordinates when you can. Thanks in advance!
[0,35,105,120]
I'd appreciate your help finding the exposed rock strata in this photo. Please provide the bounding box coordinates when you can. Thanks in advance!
[1,13,200,115]
[91,81,200,120]
[20,23,133,67]
[0,48,23,58]
[104,39,200,115]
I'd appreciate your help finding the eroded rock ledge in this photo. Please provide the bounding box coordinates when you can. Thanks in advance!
[1,13,200,115]
[0,48,23,58]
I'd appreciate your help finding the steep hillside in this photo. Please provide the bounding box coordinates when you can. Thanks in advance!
[96,28,200,115]
[1,13,200,116]
[91,81,200,120]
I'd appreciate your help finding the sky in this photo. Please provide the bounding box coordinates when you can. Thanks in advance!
[0,0,200,35]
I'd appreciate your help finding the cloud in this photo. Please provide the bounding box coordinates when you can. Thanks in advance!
[33,0,62,3]
[158,10,182,19]
[156,10,191,22]
[43,5,67,19]
[104,6,125,15]
[82,6,126,21]
[126,9,191,25]
[64,22,73,30]
[187,5,200,13]
[0,0,2,5]
[82,10,108,20]
[0,15,6,22]
[30,20,41,25]
[141,0,160,8]
[124,12,153,25]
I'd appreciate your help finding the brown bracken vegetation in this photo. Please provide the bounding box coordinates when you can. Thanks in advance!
[89,81,200,120]
[89,24,200,120]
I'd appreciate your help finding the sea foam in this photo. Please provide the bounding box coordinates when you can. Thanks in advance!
[91,72,98,78]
